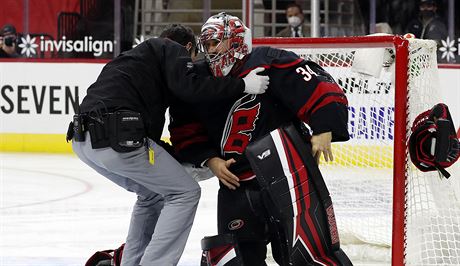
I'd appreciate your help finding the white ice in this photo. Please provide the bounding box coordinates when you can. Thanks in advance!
[0,152,218,266]
[3,152,429,266]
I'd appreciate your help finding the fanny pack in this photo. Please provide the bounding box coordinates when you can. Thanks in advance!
[67,110,146,153]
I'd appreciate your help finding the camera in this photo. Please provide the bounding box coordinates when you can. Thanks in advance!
[4,36,15,47]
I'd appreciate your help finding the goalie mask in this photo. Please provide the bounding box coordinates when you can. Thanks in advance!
[409,103,460,178]
[199,12,252,77]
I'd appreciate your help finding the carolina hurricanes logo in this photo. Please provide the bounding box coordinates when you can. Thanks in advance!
[221,95,260,155]
[228,219,245,230]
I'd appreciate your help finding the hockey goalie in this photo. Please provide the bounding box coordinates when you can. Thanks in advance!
[170,12,352,265]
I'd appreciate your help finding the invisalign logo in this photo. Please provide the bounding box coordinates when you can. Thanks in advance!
[18,35,39,57]
[18,34,114,57]
[439,37,459,62]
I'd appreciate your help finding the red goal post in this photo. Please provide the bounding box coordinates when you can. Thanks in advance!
[252,35,443,265]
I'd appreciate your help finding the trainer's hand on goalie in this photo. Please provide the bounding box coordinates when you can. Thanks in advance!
[311,131,333,164]
[242,67,269,94]
[206,157,240,190]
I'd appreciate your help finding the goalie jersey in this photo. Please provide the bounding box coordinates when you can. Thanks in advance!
[169,46,349,178]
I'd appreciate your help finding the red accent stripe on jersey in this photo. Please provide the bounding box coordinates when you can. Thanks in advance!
[170,123,209,150]
[174,136,209,151]
[280,130,337,266]
[237,170,256,181]
[297,82,347,122]
[170,123,205,141]
[237,58,303,77]
[271,58,304,68]
[309,95,348,118]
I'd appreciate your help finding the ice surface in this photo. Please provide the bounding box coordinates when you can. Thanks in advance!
[0,153,218,266]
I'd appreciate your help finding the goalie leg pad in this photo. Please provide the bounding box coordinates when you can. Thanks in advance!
[245,123,352,266]
[201,234,244,266]
[217,184,268,241]
[217,184,271,265]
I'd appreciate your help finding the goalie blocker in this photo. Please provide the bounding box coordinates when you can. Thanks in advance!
[201,124,351,266]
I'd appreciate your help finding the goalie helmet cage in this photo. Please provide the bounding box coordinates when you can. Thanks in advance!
[253,36,460,266]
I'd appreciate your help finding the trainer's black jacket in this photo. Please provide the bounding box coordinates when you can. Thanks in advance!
[80,38,245,141]
[170,47,349,173]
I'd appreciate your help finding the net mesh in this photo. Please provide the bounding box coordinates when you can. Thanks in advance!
[404,40,460,266]
[263,37,460,265]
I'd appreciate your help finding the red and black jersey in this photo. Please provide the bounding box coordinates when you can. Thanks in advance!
[169,46,349,178]
[80,38,244,142]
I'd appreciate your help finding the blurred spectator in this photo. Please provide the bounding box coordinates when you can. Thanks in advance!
[405,0,447,44]
[276,3,310,37]
[0,24,20,58]
[262,0,294,36]
[375,22,393,34]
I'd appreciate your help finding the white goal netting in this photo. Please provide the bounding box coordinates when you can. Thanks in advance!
[261,36,460,265]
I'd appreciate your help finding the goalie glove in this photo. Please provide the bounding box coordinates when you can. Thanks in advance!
[409,103,460,178]
[85,243,124,266]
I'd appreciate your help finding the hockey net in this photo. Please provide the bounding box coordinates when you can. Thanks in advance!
[254,36,460,265]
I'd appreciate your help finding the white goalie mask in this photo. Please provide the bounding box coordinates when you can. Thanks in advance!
[199,12,252,77]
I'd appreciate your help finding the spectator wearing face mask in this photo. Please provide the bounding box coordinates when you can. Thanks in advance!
[405,0,447,45]
[276,3,310,38]
[0,24,20,58]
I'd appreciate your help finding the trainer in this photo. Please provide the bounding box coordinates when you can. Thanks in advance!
[68,24,268,266]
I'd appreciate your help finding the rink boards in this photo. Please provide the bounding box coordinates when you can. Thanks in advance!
[0,60,459,159]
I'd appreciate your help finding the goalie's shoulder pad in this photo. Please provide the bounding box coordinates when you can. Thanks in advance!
[409,103,460,178]
[238,46,303,77]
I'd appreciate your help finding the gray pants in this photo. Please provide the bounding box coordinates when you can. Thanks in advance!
[73,134,201,266]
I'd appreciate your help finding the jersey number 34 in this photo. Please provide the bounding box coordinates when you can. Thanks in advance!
[296,65,318,82]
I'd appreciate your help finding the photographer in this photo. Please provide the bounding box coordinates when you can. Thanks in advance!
[0,24,19,58]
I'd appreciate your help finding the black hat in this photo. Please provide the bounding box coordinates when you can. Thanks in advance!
[1,24,17,36]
